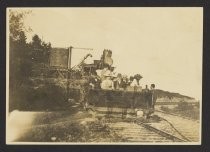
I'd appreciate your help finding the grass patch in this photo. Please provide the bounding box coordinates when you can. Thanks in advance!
[15,111,123,142]
[160,101,200,120]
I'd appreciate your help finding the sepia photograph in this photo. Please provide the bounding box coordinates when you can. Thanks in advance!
[6,7,202,145]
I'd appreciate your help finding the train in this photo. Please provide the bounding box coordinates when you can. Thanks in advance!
[42,47,156,117]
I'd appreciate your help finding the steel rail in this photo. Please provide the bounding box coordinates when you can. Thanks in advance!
[135,119,187,142]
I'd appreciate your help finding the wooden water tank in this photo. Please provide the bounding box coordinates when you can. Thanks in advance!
[49,48,69,68]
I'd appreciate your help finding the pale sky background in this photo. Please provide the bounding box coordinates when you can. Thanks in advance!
[10,8,203,100]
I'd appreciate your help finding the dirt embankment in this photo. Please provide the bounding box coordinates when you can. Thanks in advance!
[12,108,123,142]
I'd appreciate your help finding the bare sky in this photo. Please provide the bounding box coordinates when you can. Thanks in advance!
[10,7,202,100]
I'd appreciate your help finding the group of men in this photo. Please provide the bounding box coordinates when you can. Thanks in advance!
[80,66,157,118]
[91,66,143,91]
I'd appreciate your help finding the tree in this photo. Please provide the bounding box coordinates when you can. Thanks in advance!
[9,10,53,111]
[30,34,52,64]
[9,10,32,42]
[31,34,42,48]
[9,10,52,84]
[9,10,33,86]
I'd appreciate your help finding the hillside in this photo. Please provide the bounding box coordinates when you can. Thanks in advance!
[155,89,197,102]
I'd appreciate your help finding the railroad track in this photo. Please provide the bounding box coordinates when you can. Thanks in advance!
[153,110,200,142]
[80,104,199,142]
[95,107,200,143]
[135,119,187,142]
[106,120,176,142]
[104,115,186,142]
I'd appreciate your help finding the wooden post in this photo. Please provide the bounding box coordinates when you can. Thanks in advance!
[68,46,73,69]
[67,46,73,100]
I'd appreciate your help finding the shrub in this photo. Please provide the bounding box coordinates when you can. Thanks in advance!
[160,106,171,112]
[175,101,194,111]
[9,83,68,111]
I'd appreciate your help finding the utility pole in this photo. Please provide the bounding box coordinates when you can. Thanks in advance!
[68,46,73,69]
[67,46,73,100]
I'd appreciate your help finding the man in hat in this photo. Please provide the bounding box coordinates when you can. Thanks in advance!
[113,73,122,90]
[100,71,114,90]
[143,84,157,119]
[150,84,157,109]
[100,66,109,81]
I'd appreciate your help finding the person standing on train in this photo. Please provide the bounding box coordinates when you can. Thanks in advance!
[100,71,114,90]
[150,84,157,109]
[100,66,109,81]
[114,73,123,90]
